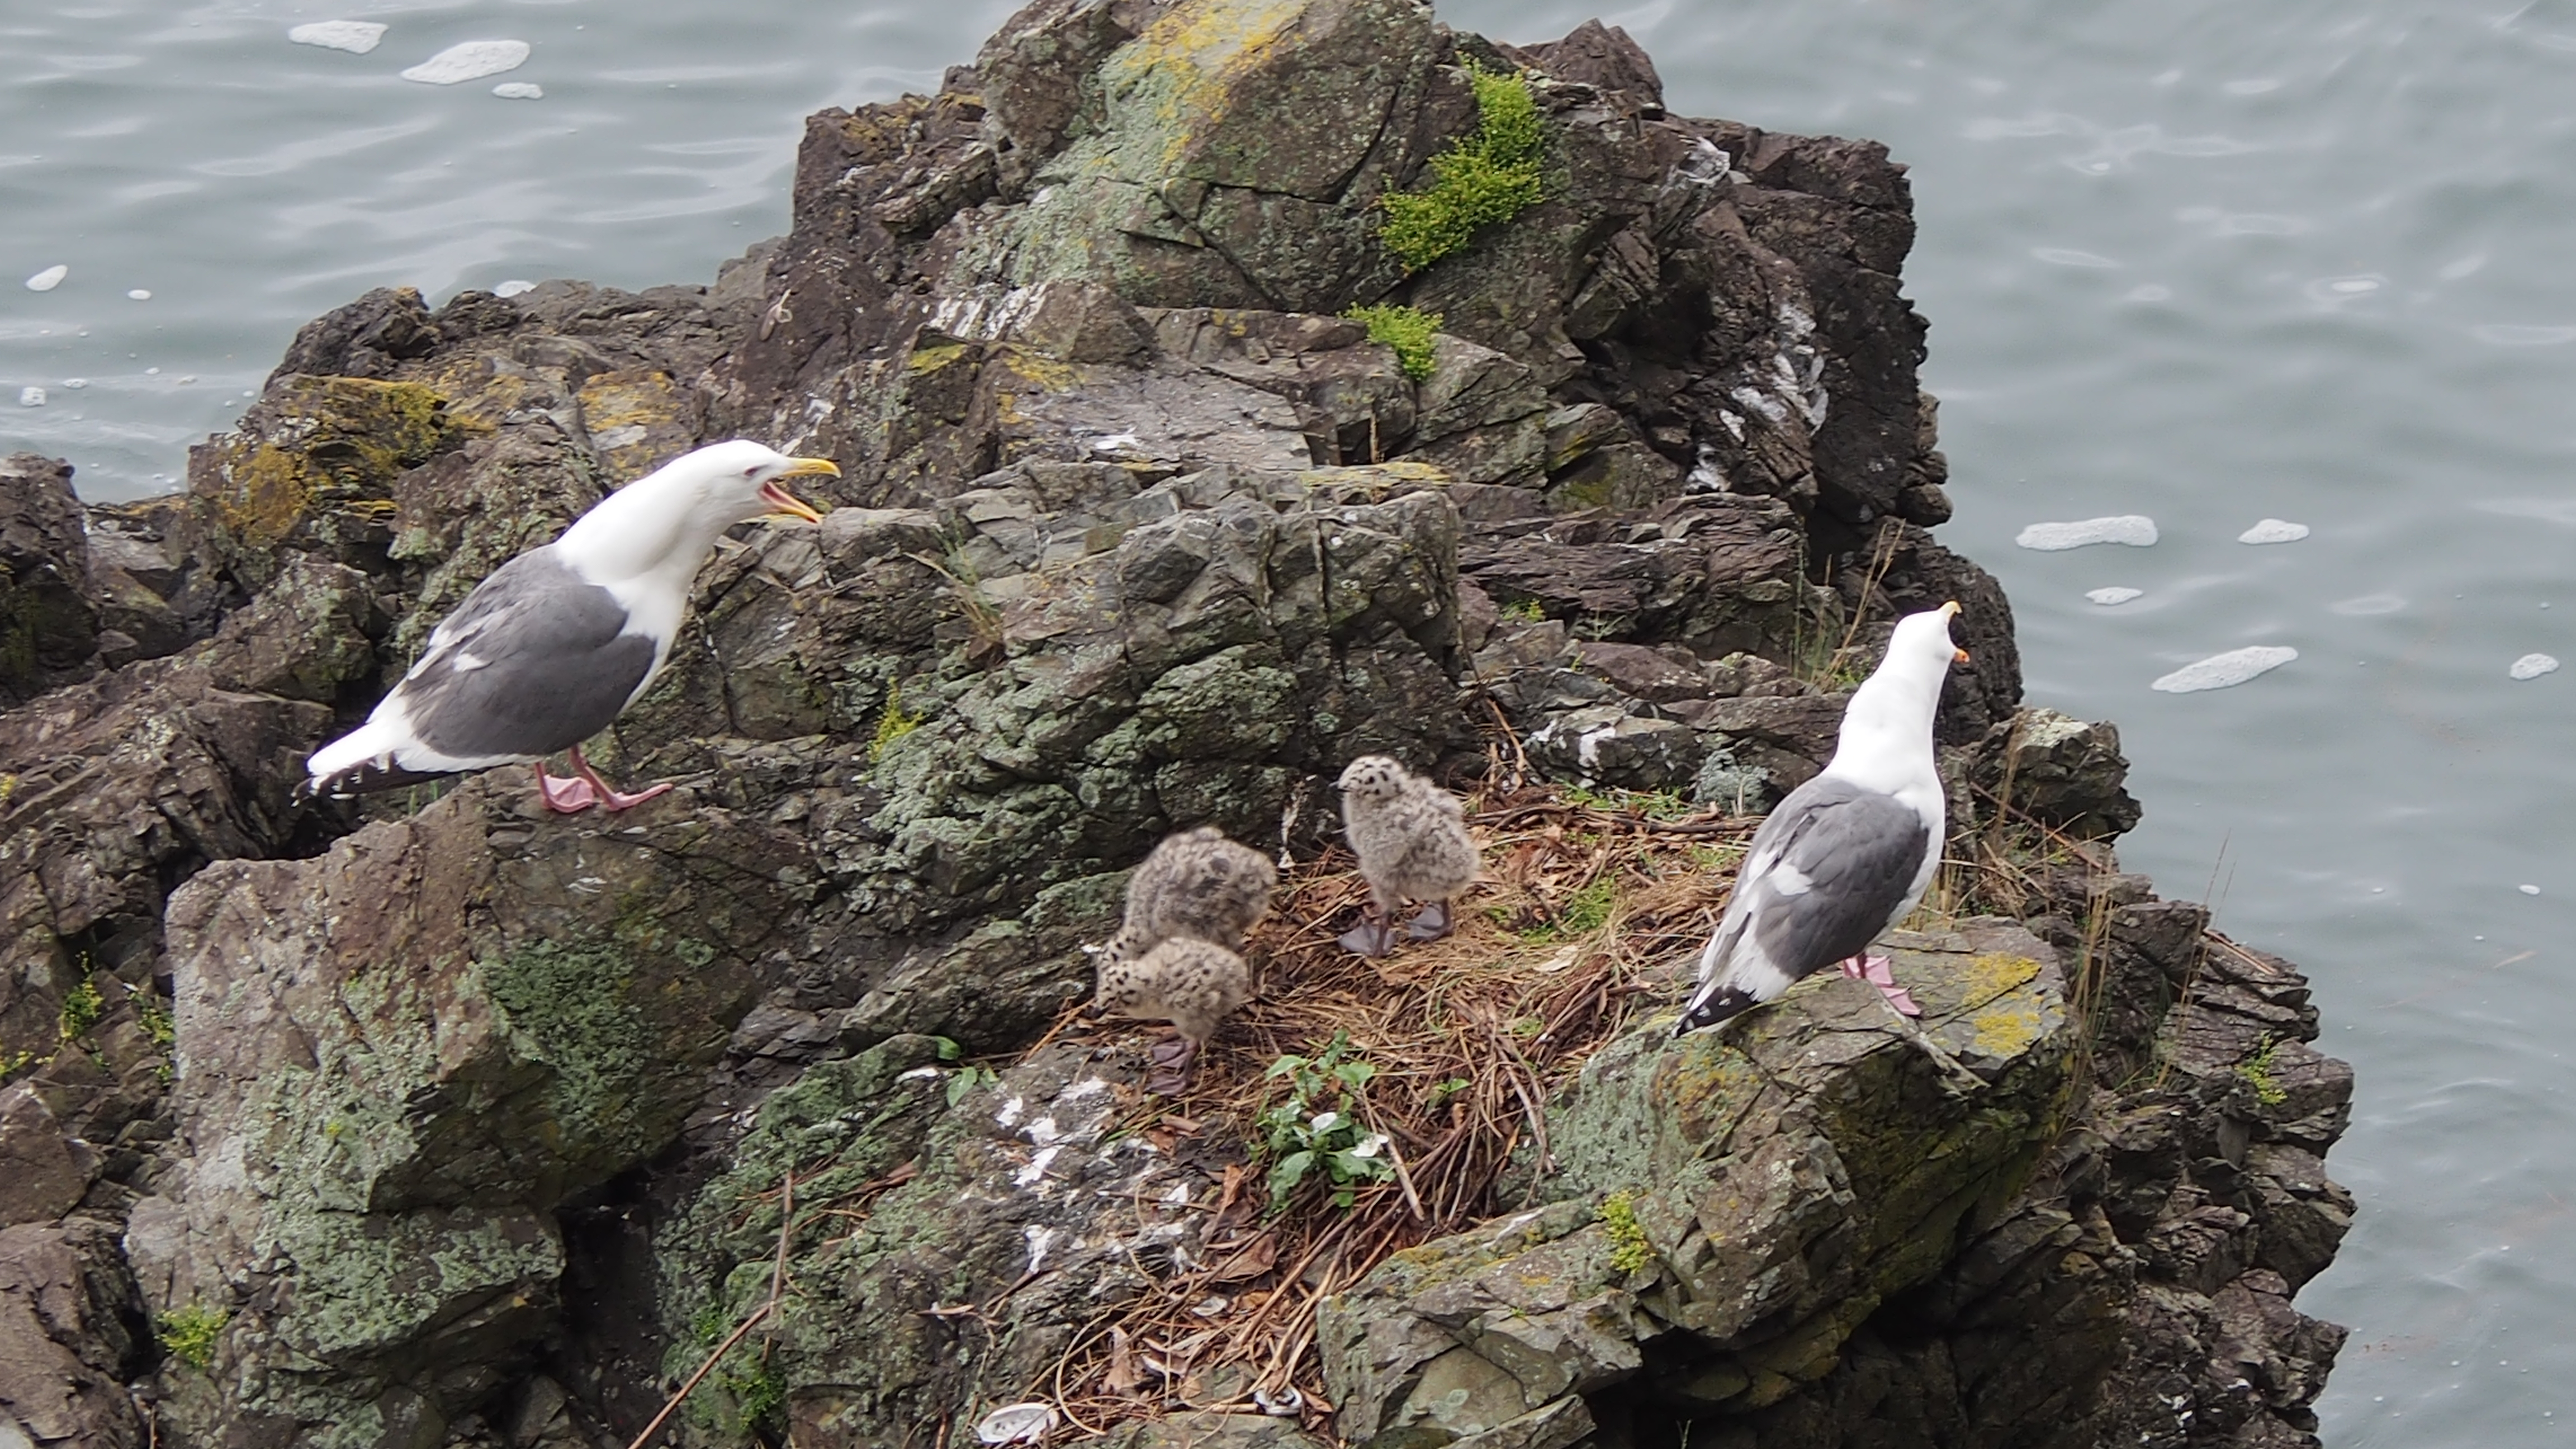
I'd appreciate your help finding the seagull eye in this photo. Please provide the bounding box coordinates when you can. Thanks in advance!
[742,466,761,479]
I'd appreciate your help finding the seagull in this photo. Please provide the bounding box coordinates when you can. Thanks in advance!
[1675,602,1967,1033]
[304,439,835,812]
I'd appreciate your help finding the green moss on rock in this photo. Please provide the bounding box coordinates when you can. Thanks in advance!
[1379,65,1549,272]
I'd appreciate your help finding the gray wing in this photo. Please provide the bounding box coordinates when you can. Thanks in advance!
[397,547,658,760]
[1677,775,1930,1031]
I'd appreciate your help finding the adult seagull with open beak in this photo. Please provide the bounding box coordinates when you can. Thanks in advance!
[1675,602,1969,1031]
[305,439,836,813]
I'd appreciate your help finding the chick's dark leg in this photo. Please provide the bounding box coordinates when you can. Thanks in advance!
[1405,898,1454,942]
[1339,883,1400,958]
[1146,1035,1201,1096]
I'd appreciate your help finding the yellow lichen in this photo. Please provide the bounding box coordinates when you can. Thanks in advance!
[906,340,972,375]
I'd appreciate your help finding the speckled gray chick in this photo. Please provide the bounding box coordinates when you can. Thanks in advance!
[1094,937,1254,1050]
[1107,825,1277,960]
[1336,754,1479,955]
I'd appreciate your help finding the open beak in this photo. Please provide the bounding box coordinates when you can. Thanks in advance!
[759,457,837,523]
[1942,600,1968,662]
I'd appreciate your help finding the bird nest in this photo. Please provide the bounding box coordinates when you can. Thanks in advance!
[1015,770,1765,1437]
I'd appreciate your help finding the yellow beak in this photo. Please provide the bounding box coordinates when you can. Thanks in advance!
[759,456,838,523]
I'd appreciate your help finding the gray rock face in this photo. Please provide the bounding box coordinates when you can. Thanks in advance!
[0,453,100,702]
[0,1216,149,1448]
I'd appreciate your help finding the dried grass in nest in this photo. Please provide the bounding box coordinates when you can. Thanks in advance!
[1024,782,1764,1437]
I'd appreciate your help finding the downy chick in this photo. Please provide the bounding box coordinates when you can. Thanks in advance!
[1335,755,1479,958]
[1094,937,1253,1095]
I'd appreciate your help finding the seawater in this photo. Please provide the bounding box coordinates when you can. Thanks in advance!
[7,1,2575,1442]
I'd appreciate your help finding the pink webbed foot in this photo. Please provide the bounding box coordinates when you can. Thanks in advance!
[534,762,598,815]
[568,744,673,813]
[1840,954,1921,1017]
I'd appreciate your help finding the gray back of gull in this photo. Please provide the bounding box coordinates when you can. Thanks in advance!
[1744,776,1931,979]
[402,547,658,760]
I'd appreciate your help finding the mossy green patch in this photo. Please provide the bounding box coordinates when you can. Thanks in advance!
[2239,1035,2289,1107]
[1598,1190,1653,1276]
[57,966,102,1043]
[481,939,651,1151]
[1379,64,1550,272]
[870,679,924,764]
[1344,303,1444,381]
[210,377,463,548]
[157,1301,228,1371]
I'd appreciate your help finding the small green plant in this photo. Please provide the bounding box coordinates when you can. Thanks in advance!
[1516,879,1617,943]
[58,968,102,1044]
[870,679,922,764]
[1497,596,1548,624]
[0,1048,40,1084]
[945,1062,1001,1108]
[1344,303,1445,382]
[2238,1036,2289,1107]
[158,1302,228,1371]
[1598,1190,1654,1276]
[721,1351,787,1429]
[1257,1031,1395,1210]
[1380,64,1550,272]
[1560,785,1692,821]
[1423,1076,1472,1111]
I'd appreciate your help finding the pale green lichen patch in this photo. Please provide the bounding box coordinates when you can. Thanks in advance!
[481,938,654,1154]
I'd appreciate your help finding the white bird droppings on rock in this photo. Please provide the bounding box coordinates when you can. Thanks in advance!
[18,386,45,407]
[976,1403,1057,1446]
[2510,653,2560,681]
[2238,518,2310,544]
[288,21,387,54]
[2151,646,2298,693]
[2087,586,2144,605]
[493,279,536,297]
[2016,515,2157,550]
[400,40,531,86]
[492,82,543,100]
[23,264,65,292]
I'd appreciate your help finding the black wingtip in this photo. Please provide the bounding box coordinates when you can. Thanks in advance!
[304,761,457,800]
[1674,987,1759,1036]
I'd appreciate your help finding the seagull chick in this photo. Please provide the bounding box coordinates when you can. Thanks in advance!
[304,439,835,813]
[1095,937,1253,1096]
[1110,825,1278,957]
[1675,602,1967,1033]
[1335,754,1479,958]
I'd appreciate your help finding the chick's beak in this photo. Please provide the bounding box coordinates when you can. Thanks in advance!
[760,457,838,523]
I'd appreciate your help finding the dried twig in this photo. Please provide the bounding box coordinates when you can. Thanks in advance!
[627,1171,796,1449]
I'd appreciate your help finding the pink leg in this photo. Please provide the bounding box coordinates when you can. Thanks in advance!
[1840,954,1922,1017]
[567,744,673,813]
[534,761,599,814]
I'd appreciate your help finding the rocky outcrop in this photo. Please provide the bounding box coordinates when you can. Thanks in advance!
[0,3,2346,1447]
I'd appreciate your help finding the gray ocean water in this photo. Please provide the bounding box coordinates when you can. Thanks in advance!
[5,1,2571,1441]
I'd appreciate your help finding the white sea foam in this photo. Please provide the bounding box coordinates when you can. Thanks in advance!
[18,386,44,407]
[2520,884,2543,896]
[126,289,150,300]
[491,82,543,100]
[23,264,65,292]
[2086,586,2144,605]
[288,21,386,54]
[2509,653,2560,681]
[2238,518,2309,544]
[493,279,536,297]
[2151,646,2297,693]
[2032,247,2118,268]
[2016,515,2157,550]
[400,41,531,86]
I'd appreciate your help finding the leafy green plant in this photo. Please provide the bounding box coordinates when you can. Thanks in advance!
[0,1048,39,1085]
[1513,879,1617,943]
[1497,596,1548,624]
[870,679,922,764]
[1344,303,1444,382]
[1380,64,1550,271]
[158,1302,228,1371]
[2238,1036,2289,1107]
[1598,1190,1654,1276]
[945,1062,1001,1108]
[1257,1031,1395,1210]
[58,967,102,1043]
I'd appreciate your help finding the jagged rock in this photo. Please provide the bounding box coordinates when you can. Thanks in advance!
[0,1216,149,1447]
[127,776,824,1444]
[0,454,100,703]
[1460,496,1813,662]
[1524,705,1703,792]
[1322,921,2072,1443]
[0,1084,97,1228]
[1982,706,2144,839]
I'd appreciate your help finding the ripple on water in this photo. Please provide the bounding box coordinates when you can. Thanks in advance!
[287,22,386,55]
[2033,247,2118,267]
[2151,645,2298,693]
[401,41,532,86]
[2087,586,2145,605]
[2330,593,2405,615]
[2016,515,2158,550]
[2473,324,2576,347]
[2509,654,2559,681]
[2238,518,2310,544]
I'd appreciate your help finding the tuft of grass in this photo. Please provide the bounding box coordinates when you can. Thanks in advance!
[1560,785,1692,821]
[1497,596,1548,624]
[1510,878,1617,943]
[158,1303,228,1371]
[58,967,102,1044]
[2239,1036,2289,1107]
[870,679,922,764]
[1598,1190,1653,1276]
[1379,64,1550,272]
[1344,304,1444,382]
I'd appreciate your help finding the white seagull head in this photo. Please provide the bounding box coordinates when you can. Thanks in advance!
[660,438,836,531]
[555,439,837,587]
[1825,602,1968,785]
